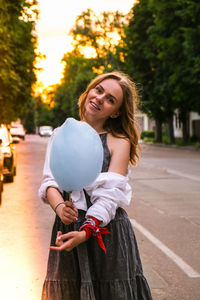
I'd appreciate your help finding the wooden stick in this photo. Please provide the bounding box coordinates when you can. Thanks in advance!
[68,193,71,202]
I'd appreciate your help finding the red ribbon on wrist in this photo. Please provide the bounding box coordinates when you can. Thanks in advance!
[80,216,110,253]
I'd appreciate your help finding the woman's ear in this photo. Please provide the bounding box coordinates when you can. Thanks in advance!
[110,112,120,119]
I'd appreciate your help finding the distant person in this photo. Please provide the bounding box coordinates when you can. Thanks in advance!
[39,71,153,300]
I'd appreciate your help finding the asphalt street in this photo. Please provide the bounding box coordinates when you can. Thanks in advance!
[128,143,200,300]
[0,135,199,300]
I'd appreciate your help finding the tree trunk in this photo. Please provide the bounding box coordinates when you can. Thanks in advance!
[182,111,190,144]
[155,119,162,143]
[167,114,175,144]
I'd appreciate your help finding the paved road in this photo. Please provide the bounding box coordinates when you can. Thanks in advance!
[128,143,200,300]
[0,135,55,300]
[0,135,199,300]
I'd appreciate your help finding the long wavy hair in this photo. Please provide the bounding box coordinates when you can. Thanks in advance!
[78,71,141,165]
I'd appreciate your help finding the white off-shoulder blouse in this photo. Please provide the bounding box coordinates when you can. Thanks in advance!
[38,129,132,226]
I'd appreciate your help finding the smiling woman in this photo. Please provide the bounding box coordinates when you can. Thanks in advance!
[38,71,153,300]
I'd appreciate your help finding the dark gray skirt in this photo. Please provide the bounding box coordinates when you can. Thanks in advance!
[42,208,153,300]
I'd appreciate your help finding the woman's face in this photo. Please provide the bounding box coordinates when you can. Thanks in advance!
[84,78,123,122]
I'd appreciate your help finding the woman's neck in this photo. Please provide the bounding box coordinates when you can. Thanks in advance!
[82,116,106,134]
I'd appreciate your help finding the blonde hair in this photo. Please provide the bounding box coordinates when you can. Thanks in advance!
[78,71,141,165]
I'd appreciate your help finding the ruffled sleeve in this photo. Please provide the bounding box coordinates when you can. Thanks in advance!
[38,128,63,203]
[84,172,132,226]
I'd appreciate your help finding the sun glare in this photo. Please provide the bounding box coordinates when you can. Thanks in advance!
[35,0,135,92]
[0,155,55,300]
[35,35,73,89]
[82,46,97,59]
[0,194,41,300]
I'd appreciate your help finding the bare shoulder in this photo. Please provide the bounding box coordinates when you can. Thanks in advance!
[107,133,130,176]
[107,133,130,155]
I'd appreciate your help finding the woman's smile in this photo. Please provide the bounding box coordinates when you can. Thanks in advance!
[89,101,101,111]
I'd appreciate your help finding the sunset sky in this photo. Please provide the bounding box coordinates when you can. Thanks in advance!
[35,0,135,89]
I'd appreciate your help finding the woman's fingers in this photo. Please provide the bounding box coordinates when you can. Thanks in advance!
[55,231,63,246]
[57,232,75,241]
[50,232,76,251]
[59,201,78,224]
[50,243,69,251]
[63,207,78,218]
[62,213,77,224]
[65,201,78,216]
[57,231,62,237]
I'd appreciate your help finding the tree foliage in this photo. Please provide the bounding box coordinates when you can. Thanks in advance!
[118,0,165,142]
[148,0,200,142]
[52,9,127,126]
[121,0,200,143]
[70,9,126,64]
[0,0,38,124]
[36,2,200,143]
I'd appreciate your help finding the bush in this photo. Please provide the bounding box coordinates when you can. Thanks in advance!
[195,142,200,149]
[143,137,155,143]
[141,130,155,139]
[162,136,170,144]
[175,139,186,146]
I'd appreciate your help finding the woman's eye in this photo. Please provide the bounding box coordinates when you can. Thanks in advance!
[96,87,101,93]
[108,97,114,104]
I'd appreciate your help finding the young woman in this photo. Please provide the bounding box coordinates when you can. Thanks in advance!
[39,71,153,300]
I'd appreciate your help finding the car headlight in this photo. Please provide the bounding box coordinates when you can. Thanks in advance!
[2,146,11,155]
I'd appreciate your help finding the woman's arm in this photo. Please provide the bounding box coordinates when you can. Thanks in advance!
[38,130,78,224]
[38,129,61,202]
[107,134,130,175]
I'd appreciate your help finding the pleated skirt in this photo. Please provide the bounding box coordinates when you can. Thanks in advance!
[42,208,153,300]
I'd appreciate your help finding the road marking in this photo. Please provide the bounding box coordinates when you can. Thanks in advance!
[166,168,200,183]
[139,161,200,182]
[130,219,200,278]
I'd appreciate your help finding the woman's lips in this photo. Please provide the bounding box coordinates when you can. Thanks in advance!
[89,101,101,111]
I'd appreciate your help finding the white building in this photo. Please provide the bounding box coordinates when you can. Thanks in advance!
[174,111,200,139]
[137,110,200,140]
[136,111,155,133]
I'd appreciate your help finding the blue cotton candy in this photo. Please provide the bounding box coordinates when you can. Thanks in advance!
[50,118,103,192]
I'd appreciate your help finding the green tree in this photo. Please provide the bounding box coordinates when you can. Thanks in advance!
[23,97,36,133]
[120,0,167,142]
[0,0,38,124]
[53,54,95,126]
[146,0,183,143]
[171,0,200,142]
[121,0,200,143]
[69,8,127,75]
[35,96,54,128]
[53,9,127,123]
[146,0,200,143]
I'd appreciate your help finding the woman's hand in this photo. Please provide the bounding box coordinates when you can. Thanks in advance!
[56,201,78,225]
[46,188,78,225]
[50,230,87,252]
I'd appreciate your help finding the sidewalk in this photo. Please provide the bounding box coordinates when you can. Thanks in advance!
[141,141,200,152]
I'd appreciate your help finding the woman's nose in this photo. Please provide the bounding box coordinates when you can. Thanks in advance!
[96,94,104,104]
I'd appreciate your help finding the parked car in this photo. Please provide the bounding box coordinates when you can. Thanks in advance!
[10,122,26,141]
[0,139,4,206]
[39,126,53,137]
[0,125,16,182]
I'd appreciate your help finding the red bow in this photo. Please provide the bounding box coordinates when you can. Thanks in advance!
[80,217,110,253]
